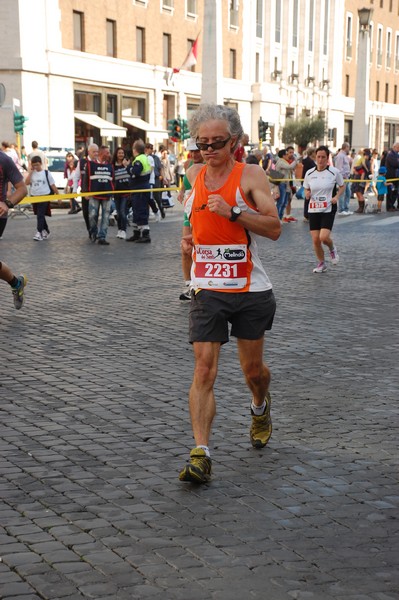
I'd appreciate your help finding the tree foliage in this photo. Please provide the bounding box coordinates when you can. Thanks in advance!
[282,117,326,149]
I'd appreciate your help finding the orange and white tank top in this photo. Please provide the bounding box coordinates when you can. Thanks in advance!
[184,162,272,293]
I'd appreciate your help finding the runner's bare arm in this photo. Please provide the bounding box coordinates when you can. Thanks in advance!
[207,165,281,241]
[185,163,203,188]
[177,184,185,204]
[0,180,28,216]
[179,163,202,203]
[8,180,27,205]
[181,233,194,255]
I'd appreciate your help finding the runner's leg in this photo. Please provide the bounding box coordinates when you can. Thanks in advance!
[189,341,221,447]
[310,229,324,262]
[237,338,270,407]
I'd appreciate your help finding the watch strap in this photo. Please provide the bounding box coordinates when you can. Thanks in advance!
[230,206,241,222]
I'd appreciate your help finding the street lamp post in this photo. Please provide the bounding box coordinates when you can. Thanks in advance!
[351,7,373,151]
[201,0,223,104]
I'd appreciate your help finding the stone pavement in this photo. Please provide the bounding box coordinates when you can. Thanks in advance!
[0,200,398,600]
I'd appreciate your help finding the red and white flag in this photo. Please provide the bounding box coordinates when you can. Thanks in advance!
[173,35,199,73]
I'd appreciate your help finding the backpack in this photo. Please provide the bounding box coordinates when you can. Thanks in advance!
[44,170,55,195]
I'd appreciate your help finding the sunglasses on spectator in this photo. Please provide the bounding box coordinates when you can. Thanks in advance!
[195,136,231,151]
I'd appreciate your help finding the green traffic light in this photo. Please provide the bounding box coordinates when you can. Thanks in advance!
[167,119,176,137]
[13,111,28,134]
[173,119,181,139]
[181,118,190,140]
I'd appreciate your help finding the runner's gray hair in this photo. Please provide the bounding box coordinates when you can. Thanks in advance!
[188,104,244,151]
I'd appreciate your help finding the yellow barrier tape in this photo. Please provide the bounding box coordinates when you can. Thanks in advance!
[268,177,399,184]
[15,177,399,204]
[19,186,179,205]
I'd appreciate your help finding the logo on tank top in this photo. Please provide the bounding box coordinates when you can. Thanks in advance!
[197,246,245,261]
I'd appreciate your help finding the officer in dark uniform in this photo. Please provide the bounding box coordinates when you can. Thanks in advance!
[126,139,152,243]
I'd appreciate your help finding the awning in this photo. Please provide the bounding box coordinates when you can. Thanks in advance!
[74,112,127,137]
[122,116,168,136]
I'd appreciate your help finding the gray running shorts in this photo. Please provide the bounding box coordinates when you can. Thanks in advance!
[189,289,276,344]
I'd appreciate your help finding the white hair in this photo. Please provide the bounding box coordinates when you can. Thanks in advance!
[188,104,244,150]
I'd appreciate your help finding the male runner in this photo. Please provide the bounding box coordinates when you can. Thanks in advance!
[179,104,281,484]
[0,151,28,308]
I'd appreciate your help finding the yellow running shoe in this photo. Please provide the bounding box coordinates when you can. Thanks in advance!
[11,275,27,310]
[179,448,212,483]
[250,392,272,448]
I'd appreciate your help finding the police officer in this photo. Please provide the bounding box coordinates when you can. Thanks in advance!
[126,139,152,243]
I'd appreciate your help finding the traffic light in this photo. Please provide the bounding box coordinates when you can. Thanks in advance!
[181,119,190,141]
[174,119,181,140]
[13,111,28,134]
[258,117,268,141]
[167,118,182,142]
[167,118,176,138]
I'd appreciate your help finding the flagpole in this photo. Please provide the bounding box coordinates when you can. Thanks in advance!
[201,0,223,104]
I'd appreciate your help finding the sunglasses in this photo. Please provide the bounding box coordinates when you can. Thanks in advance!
[195,136,231,151]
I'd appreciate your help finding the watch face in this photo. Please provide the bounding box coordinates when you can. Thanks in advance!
[233,206,241,214]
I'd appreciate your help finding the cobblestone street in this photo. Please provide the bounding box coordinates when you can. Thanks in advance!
[0,200,398,600]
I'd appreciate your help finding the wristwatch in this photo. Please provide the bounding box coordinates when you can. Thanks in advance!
[4,199,14,209]
[229,206,242,222]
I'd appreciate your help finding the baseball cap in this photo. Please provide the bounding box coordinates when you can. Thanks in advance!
[378,166,387,174]
[187,138,199,151]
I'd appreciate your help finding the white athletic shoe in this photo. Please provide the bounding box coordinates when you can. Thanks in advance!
[313,261,327,273]
[33,231,43,241]
[330,247,339,265]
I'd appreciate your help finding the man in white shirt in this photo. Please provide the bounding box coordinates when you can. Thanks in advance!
[28,141,48,169]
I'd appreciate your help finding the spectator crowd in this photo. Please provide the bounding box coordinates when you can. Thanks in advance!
[1,135,398,246]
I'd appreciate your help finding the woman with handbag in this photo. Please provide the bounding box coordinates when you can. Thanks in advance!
[64,152,80,214]
[161,149,174,189]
